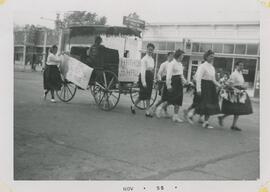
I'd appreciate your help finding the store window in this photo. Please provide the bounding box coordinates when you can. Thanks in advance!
[199,43,212,52]
[235,44,246,55]
[158,42,167,50]
[192,43,200,52]
[246,44,258,55]
[213,57,233,77]
[167,42,175,51]
[213,43,223,53]
[175,42,183,49]
[223,44,234,54]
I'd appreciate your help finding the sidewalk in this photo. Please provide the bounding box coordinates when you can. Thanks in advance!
[14,64,43,72]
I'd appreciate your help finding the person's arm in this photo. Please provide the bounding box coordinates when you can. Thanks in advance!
[141,58,147,87]
[166,62,173,89]
[196,65,204,93]
[157,63,164,81]
[48,54,61,63]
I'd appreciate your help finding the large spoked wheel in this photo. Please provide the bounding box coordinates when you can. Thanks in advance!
[130,82,158,110]
[56,79,77,102]
[91,70,120,111]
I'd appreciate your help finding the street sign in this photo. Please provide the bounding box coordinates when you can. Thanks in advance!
[123,16,145,30]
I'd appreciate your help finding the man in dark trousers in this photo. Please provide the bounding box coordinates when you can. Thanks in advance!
[86,36,105,68]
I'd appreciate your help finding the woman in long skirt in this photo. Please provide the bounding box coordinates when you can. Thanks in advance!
[195,50,221,129]
[43,45,62,102]
[217,61,253,131]
[165,49,186,122]
[130,43,155,117]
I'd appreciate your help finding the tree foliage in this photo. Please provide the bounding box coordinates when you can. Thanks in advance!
[63,11,107,26]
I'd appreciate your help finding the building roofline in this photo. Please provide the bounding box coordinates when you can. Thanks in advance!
[147,21,260,27]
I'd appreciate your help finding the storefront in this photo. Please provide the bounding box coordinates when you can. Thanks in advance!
[141,21,260,97]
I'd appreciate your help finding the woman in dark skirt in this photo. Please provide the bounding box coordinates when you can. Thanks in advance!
[165,49,186,122]
[218,61,253,131]
[131,43,155,117]
[43,45,62,103]
[195,50,221,129]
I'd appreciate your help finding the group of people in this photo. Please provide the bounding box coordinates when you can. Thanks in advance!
[131,43,253,131]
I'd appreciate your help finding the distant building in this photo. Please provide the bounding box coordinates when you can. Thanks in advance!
[14,27,59,66]
[141,21,260,97]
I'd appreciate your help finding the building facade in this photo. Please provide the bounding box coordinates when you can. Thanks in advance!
[141,21,260,97]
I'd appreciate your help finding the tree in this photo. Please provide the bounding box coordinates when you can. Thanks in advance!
[128,12,140,19]
[63,11,107,26]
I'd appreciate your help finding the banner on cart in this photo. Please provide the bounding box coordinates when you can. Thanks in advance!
[60,55,93,89]
[118,58,141,82]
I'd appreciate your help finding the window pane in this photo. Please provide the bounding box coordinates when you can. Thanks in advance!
[247,44,258,55]
[167,42,175,51]
[175,42,183,49]
[192,43,199,52]
[199,43,212,52]
[158,42,166,50]
[213,43,223,53]
[142,41,149,50]
[235,44,246,54]
[223,44,234,54]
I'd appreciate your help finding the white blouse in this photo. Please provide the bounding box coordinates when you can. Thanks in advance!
[166,59,186,89]
[196,61,217,92]
[140,54,155,86]
[157,61,169,81]
[229,70,245,86]
[46,53,62,66]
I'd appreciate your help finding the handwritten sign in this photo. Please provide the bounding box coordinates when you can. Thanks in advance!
[118,58,141,82]
[59,55,93,89]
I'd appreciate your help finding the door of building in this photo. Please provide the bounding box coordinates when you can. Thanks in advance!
[188,59,204,81]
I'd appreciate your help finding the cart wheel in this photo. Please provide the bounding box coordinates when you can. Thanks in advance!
[130,83,158,110]
[92,71,120,111]
[56,80,77,102]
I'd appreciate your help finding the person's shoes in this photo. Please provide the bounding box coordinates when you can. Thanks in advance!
[172,114,183,123]
[203,122,214,129]
[218,116,224,126]
[130,106,136,114]
[145,113,153,118]
[186,115,194,124]
[231,126,242,131]
[50,99,56,103]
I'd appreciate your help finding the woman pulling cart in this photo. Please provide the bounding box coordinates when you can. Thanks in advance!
[43,45,62,103]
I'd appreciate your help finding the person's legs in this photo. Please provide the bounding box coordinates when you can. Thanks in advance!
[218,114,229,126]
[231,115,241,131]
[131,98,141,114]
[172,105,183,122]
[203,115,214,129]
[50,90,56,102]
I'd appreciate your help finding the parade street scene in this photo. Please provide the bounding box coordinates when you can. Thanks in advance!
[14,0,260,180]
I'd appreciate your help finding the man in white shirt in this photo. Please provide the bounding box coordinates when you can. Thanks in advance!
[151,52,174,117]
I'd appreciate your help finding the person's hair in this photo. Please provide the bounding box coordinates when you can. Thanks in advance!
[147,43,155,49]
[50,45,58,53]
[235,61,243,67]
[174,49,185,59]
[203,50,215,61]
[95,36,102,44]
[167,51,174,56]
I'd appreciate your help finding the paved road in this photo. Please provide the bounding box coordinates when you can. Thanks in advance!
[14,69,259,180]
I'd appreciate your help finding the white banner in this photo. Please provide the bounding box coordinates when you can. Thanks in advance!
[118,58,141,82]
[60,55,93,89]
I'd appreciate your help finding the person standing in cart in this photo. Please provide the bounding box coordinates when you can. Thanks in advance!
[195,50,221,129]
[165,49,187,123]
[151,51,174,118]
[217,61,253,131]
[43,45,62,103]
[130,43,155,117]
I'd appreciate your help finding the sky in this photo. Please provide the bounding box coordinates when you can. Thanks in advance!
[12,0,260,29]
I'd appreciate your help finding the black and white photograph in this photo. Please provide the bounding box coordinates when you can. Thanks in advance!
[1,0,270,191]
[13,0,261,181]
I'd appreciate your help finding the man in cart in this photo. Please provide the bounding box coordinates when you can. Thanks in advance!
[86,36,105,68]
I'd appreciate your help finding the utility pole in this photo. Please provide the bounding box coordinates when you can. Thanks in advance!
[22,29,27,70]
[42,29,47,68]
